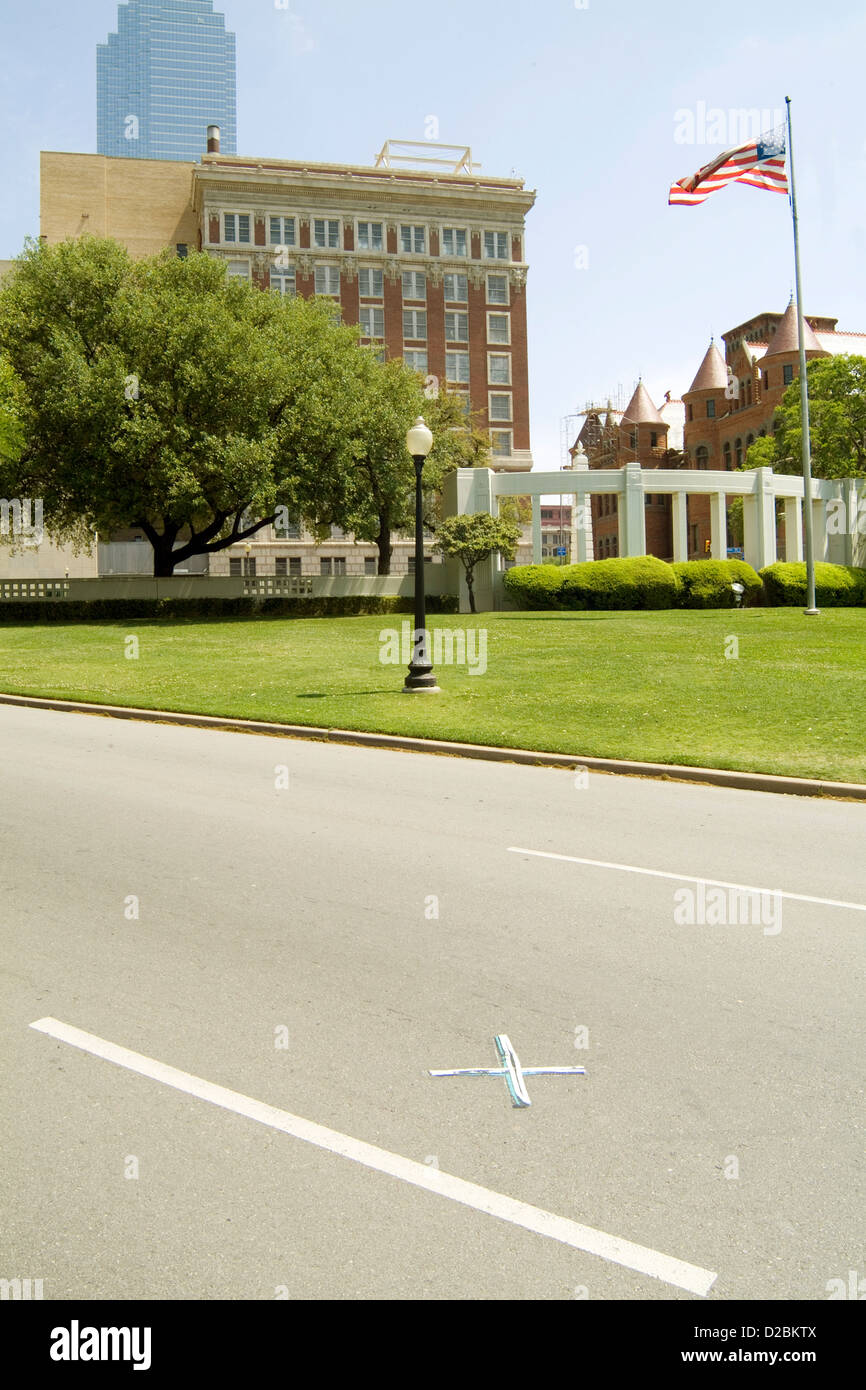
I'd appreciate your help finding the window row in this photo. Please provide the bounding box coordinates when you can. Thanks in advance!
[219,213,520,259]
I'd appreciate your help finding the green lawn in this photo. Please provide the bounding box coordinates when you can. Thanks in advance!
[1,609,864,782]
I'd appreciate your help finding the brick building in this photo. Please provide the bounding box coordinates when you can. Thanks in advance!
[574,382,686,561]
[38,136,536,575]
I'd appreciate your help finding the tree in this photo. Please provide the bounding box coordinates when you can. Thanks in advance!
[0,354,24,464]
[0,237,368,575]
[432,512,521,613]
[744,355,866,479]
[337,358,489,574]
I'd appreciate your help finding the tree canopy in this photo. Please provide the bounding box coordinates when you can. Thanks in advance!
[0,237,486,576]
[744,355,866,479]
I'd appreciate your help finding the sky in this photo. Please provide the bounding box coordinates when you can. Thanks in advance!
[1,0,864,471]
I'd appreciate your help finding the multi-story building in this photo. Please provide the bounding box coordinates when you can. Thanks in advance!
[97,0,237,163]
[38,134,535,576]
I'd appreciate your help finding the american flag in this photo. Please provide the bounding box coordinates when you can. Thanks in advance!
[669,127,788,205]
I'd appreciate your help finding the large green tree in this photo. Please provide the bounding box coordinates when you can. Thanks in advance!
[0,237,368,575]
[744,355,866,479]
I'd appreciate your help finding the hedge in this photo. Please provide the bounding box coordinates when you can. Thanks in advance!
[0,594,459,624]
[557,556,681,610]
[759,562,866,607]
[672,560,763,608]
[501,564,568,610]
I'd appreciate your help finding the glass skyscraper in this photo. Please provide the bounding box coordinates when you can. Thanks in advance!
[97,0,237,162]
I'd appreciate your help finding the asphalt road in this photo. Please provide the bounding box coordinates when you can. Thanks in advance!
[1,705,863,1301]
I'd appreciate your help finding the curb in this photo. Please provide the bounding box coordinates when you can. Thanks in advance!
[1,690,864,801]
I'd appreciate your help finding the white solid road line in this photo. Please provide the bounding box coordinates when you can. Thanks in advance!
[508,848,866,913]
[30,1016,717,1297]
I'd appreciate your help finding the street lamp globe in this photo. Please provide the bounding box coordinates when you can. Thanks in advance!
[406,417,433,458]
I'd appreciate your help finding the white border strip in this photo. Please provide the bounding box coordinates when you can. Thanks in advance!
[508,848,866,913]
[30,1017,716,1297]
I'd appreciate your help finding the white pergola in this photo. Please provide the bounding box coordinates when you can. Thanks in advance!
[442,464,866,612]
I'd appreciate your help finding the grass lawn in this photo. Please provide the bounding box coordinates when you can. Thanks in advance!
[0,608,864,783]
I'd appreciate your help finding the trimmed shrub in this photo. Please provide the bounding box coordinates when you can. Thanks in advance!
[759,562,866,607]
[672,560,763,608]
[502,564,566,610]
[0,594,459,625]
[559,556,681,610]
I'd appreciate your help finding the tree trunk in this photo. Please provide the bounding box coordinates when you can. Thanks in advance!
[466,569,477,614]
[152,543,177,577]
[376,522,392,576]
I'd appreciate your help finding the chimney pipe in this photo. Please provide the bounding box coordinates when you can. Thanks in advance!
[207,125,221,154]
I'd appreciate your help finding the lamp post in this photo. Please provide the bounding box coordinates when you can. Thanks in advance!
[403,417,440,693]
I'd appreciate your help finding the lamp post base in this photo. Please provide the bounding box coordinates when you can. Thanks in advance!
[803,608,821,616]
[402,668,441,693]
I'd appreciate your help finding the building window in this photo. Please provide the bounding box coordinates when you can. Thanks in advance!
[314,266,340,297]
[747,433,755,448]
[486,274,509,305]
[224,213,250,244]
[357,221,383,251]
[269,216,296,247]
[762,370,769,389]
[402,271,426,301]
[490,430,512,457]
[687,404,694,421]
[403,309,427,340]
[487,312,510,344]
[320,557,332,576]
[226,261,251,282]
[650,432,658,448]
[484,231,508,260]
[359,268,384,299]
[408,555,433,574]
[696,446,709,470]
[400,224,426,254]
[629,430,637,451]
[445,352,470,384]
[362,556,375,575]
[403,349,428,374]
[275,558,287,577]
[313,219,340,249]
[735,437,743,466]
[445,312,469,343]
[274,512,301,540]
[723,441,732,469]
[488,353,511,385]
[689,524,699,554]
[176,243,188,259]
[244,556,256,577]
[783,363,794,386]
[442,227,468,257]
[229,558,241,576]
[443,273,468,303]
[359,306,385,339]
[489,392,512,422]
[270,268,296,297]
[289,557,301,576]
[706,399,715,418]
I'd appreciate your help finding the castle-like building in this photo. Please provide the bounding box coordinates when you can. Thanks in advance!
[574,300,865,562]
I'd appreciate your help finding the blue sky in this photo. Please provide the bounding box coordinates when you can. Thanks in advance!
[1,0,864,469]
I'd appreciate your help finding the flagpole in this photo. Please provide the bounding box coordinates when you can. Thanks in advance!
[785,96,820,615]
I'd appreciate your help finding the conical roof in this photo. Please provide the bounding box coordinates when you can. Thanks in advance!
[687,341,727,393]
[763,300,826,359]
[622,380,665,426]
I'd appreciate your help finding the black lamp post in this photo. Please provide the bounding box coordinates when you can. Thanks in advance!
[403,417,440,694]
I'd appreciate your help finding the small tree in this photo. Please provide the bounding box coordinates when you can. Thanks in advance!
[433,512,521,613]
